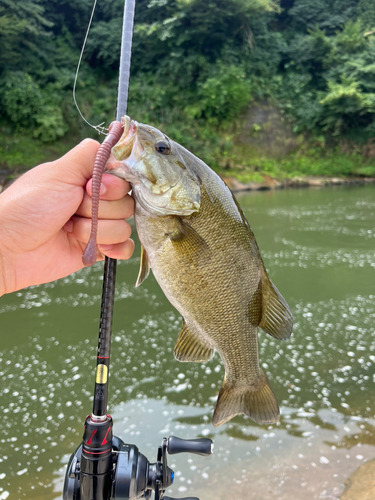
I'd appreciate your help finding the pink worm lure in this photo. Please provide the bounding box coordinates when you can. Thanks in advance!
[82,120,124,267]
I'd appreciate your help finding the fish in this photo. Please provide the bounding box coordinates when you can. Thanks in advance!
[105,116,293,427]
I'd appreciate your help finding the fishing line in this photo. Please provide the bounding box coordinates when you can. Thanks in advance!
[73,0,108,136]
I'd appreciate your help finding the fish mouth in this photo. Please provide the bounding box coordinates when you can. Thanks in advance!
[106,115,144,184]
[111,115,139,161]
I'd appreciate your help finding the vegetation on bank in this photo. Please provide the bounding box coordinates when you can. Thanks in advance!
[220,148,375,184]
[1,0,375,180]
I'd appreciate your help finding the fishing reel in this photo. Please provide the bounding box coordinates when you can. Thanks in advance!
[63,419,213,500]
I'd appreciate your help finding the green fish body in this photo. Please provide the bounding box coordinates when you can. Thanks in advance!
[107,117,293,427]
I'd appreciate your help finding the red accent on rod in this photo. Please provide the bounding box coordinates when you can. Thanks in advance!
[97,356,110,359]
[87,429,97,445]
[101,426,111,445]
[84,447,112,455]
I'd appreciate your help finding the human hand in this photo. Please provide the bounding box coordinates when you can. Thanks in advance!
[0,139,134,296]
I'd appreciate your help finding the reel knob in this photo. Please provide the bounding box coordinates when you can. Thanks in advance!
[163,497,199,500]
[167,436,213,457]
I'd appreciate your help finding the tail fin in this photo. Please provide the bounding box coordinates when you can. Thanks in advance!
[212,369,279,427]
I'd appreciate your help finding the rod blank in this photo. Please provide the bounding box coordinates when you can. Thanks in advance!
[116,0,136,121]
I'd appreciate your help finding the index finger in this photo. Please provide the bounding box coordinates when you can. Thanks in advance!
[86,173,131,201]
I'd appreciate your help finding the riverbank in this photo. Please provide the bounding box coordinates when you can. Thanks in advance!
[2,161,374,195]
[341,459,375,500]
[221,174,375,193]
[2,103,375,194]
[2,164,375,196]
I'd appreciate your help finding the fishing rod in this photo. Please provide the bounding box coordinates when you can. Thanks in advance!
[63,1,213,499]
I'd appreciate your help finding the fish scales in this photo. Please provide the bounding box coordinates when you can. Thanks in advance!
[106,116,293,427]
[135,187,260,379]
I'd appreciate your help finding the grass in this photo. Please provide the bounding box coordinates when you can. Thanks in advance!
[0,132,76,168]
[212,142,375,183]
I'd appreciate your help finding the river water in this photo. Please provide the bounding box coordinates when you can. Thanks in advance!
[1,185,375,500]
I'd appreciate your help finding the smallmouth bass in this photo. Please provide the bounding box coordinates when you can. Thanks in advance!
[106,116,293,427]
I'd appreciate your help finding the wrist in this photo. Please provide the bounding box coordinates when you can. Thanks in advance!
[0,244,6,297]
[0,208,15,297]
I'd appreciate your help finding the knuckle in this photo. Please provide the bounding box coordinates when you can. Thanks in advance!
[125,196,135,216]
[123,221,132,239]
[125,241,135,259]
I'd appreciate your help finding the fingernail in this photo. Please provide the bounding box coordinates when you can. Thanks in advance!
[63,220,74,233]
[99,244,114,251]
[100,183,107,195]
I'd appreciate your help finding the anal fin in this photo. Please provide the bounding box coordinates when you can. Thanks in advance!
[212,369,279,427]
[174,320,214,363]
[259,264,293,340]
[135,245,150,287]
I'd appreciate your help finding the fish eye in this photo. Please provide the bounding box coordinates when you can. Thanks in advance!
[155,139,171,155]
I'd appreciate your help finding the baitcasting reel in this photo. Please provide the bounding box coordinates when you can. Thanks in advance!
[63,418,213,500]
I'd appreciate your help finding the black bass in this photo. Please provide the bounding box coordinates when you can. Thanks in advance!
[106,116,293,427]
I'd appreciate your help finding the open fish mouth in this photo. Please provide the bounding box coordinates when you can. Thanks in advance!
[111,115,138,161]
[106,116,144,185]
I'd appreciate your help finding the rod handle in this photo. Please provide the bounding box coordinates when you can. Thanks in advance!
[167,436,213,456]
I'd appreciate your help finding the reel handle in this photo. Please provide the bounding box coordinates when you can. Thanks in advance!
[163,497,199,500]
[167,436,213,457]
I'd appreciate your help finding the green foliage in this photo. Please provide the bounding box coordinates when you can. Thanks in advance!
[357,0,375,29]
[0,0,375,180]
[184,64,252,125]
[1,72,43,128]
[278,14,375,138]
[0,0,52,72]
[216,141,375,182]
[0,72,68,141]
[319,80,375,135]
[288,0,358,33]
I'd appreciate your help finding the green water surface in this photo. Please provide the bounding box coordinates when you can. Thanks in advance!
[0,185,375,500]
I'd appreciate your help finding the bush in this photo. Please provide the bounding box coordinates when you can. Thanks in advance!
[0,72,68,142]
[0,72,43,129]
[184,63,252,125]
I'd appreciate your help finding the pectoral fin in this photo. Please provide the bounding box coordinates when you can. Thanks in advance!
[174,320,214,362]
[135,245,150,287]
[259,265,293,340]
[168,218,211,265]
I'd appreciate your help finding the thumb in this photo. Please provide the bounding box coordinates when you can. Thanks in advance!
[40,138,100,187]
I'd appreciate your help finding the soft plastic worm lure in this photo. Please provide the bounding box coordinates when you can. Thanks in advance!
[82,120,124,266]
